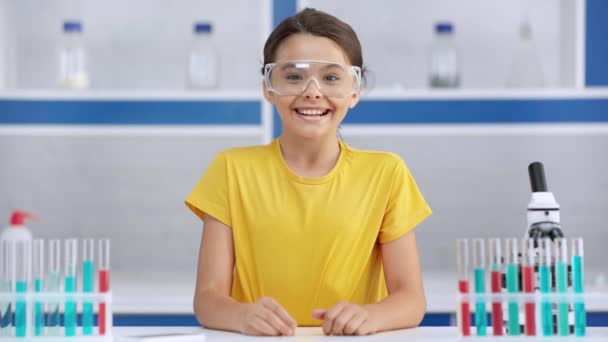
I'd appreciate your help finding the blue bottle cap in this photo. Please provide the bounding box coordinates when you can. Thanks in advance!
[194,22,212,34]
[435,22,453,34]
[63,20,82,32]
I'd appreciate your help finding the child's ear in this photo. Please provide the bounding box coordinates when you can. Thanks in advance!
[262,82,276,105]
[348,91,361,109]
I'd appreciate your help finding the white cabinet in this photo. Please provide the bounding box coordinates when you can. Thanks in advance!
[302,0,584,90]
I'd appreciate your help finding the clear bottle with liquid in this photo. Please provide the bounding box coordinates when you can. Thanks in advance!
[429,22,460,88]
[59,20,90,89]
[506,18,544,88]
[188,22,218,89]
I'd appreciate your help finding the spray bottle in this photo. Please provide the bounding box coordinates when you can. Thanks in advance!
[0,210,36,244]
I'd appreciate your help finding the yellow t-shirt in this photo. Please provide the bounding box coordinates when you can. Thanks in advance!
[185,139,431,326]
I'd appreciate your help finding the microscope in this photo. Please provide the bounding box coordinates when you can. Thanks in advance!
[526,161,564,241]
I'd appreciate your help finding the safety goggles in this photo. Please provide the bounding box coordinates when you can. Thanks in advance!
[263,60,362,98]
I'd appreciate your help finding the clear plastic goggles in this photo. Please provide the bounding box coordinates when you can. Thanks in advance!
[263,60,362,98]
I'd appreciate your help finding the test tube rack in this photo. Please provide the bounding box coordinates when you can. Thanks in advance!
[1,238,112,340]
[0,291,113,340]
[455,237,608,339]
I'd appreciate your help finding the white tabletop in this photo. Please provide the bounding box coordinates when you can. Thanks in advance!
[113,326,608,342]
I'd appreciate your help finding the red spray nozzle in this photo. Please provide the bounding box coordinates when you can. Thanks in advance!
[9,210,38,226]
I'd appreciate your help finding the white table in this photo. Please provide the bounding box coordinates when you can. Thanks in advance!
[113,326,608,341]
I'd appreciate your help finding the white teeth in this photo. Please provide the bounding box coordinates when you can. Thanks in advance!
[298,109,326,115]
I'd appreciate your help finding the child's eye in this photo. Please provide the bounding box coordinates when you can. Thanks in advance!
[324,74,340,81]
[286,74,303,81]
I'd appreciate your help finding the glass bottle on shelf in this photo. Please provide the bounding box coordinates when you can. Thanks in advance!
[187,22,218,89]
[428,22,460,88]
[59,20,89,90]
[506,18,545,88]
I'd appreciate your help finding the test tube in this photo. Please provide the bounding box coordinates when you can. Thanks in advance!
[47,239,61,336]
[33,239,44,336]
[505,238,520,336]
[15,240,30,337]
[98,239,111,335]
[488,238,503,336]
[539,238,553,336]
[456,239,471,336]
[472,238,487,336]
[555,238,569,336]
[0,240,14,336]
[521,238,536,336]
[82,239,95,335]
[571,238,586,337]
[64,239,77,337]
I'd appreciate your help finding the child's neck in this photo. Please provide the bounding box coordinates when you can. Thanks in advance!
[278,135,341,178]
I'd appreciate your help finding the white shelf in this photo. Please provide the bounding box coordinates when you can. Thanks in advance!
[362,87,608,100]
[0,89,263,101]
[2,88,608,102]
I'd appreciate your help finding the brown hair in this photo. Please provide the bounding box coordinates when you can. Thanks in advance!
[262,8,365,76]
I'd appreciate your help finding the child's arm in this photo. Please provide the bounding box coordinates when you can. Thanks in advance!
[366,229,426,330]
[193,214,297,335]
[312,230,425,335]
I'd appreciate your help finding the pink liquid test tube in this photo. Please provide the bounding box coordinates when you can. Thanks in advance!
[456,239,471,336]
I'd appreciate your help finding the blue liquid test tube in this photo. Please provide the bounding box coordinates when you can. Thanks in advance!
[505,238,520,336]
[555,238,569,336]
[539,238,553,336]
[15,240,30,338]
[472,238,487,336]
[1,240,14,337]
[47,239,62,336]
[571,238,586,336]
[82,239,95,335]
[64,239,78,337]
[33,239,44,336]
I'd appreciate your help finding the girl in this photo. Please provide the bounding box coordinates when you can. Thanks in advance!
[186,8,431,336]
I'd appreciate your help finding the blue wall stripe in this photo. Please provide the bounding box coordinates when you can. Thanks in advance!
[586,0,608,86]
[113,312,608,327]
[272,0,297,28]
[0,100,260,125]
[271,0,297,137]
[344,98,608,124]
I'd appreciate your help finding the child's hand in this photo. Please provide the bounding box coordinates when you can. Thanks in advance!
[312,301,377,335]
[238,297,297,336]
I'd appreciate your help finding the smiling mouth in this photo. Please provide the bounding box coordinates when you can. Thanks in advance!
[294,108,331,116]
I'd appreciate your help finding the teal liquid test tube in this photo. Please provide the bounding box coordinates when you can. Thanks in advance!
[554,238,569,336]
[47,240,62,336]
[15,240,30,338]
[540,238,553,336]
[1,240,14,337]
[33,239,44,336]
[505,238,520,336]
[472,238,487,336]
[572,238,586,336]
[64,239,77,337]
[82,239,95,335]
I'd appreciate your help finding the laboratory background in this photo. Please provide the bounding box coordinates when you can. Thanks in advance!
[1,0,608,331]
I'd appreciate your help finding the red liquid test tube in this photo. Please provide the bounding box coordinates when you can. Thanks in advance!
[489,238,503,336]
[98,239,111,335]
[457,239,471,336]
[522,238,536,336]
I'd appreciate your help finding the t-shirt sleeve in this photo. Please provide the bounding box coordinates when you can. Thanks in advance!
[378,157,432,243]
[185,152,232,227]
